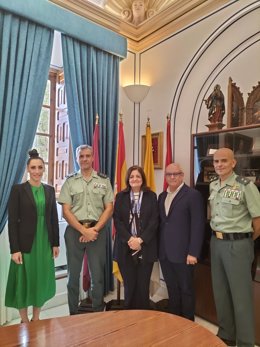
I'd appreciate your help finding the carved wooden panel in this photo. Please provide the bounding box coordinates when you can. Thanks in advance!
[227,77,245,128]
[246,81,260,125]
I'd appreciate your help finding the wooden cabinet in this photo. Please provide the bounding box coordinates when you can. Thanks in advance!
[191,124,260,344]
[191,124,260,188]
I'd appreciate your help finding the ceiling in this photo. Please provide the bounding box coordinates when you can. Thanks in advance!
[50,0,230,52]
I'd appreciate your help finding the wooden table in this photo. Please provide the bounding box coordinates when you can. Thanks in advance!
[0,310,226,346]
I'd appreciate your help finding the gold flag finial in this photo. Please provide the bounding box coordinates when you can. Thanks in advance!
[146,117,150,127]
[95,114,99,124]
[119,110,123,122]
[167,113,170,120]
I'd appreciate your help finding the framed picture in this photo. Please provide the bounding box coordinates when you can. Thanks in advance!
[141,131,163,169]
[203,166,217,183]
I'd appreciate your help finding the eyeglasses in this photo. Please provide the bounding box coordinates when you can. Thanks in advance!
[165,172,183,177]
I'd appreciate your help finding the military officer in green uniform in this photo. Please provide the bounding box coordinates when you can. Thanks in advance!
[58,145,113,314]
[209,147,260,347]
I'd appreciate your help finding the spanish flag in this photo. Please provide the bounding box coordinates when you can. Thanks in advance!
[163,115,172,190]
[144,118,156,192]
[112,116,127,283]
[143,119,158,295]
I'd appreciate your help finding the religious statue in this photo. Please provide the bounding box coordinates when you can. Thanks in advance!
[205,84,225,124]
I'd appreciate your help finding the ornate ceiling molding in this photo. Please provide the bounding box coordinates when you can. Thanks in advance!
[50,0,231,52]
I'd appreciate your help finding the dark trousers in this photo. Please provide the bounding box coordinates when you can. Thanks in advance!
[160,258,195,321]
[210,236,255,347]
[65,225,106,314]
[118,253,153,309]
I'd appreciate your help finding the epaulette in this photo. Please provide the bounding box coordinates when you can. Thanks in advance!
[66,172,77,179]
[236,176,251,185]
[210,175,218,182]
[97,172,108,179]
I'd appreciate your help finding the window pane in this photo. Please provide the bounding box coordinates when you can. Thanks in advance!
[33,135,49,162]
[37,108,50,134]
[43,80,50,105]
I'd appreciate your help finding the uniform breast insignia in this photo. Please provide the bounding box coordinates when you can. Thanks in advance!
[223,187,242,201]
[97,172,108,179]
[94,182,107,189]
[236,176,250,186]
[66,172,77,179]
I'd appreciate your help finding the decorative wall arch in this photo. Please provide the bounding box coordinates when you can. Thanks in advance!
[192,35,258,132]
[168,1,259,159]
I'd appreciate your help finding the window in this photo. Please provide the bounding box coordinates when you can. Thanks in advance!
[30,70,72,194]
[54,72,73,194]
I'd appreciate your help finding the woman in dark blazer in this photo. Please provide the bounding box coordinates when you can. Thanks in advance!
[5,149,59,323]
[113,165,159,309]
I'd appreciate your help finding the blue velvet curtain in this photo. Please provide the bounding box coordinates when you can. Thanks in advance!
[61,34,119,292]
[0,10,54,234]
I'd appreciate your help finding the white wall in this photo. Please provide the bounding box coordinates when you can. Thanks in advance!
[119,0,260,193]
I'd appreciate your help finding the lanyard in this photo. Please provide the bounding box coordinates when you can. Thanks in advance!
[130,190,143,236]
[130,190,143,216]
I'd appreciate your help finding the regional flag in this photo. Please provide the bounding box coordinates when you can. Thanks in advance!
[144,119,156,192]
[163,115,172,190]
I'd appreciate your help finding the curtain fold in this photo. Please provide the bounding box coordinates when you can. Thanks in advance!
[0,10,54,232]
[0,10,54,324]
[61,34,119,293]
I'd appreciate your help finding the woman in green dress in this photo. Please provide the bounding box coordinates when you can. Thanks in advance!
[5,149,59,323]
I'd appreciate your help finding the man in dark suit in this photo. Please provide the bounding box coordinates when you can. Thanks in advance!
[158,163,204,320]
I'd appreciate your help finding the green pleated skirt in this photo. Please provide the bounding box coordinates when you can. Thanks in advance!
[5,184,56,309]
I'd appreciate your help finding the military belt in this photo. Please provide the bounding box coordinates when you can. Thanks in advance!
[212,230,252,241]
[79,220,97,228]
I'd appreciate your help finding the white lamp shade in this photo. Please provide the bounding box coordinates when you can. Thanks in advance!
[123,84,150,103]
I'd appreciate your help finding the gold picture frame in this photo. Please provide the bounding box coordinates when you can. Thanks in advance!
[141,131,163,169]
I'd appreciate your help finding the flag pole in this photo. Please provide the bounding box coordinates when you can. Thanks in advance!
[107,111,126,310]
[119,110,123,122]
[163,114,173,190]
[117,109,122,304]
[79,113,100,312]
